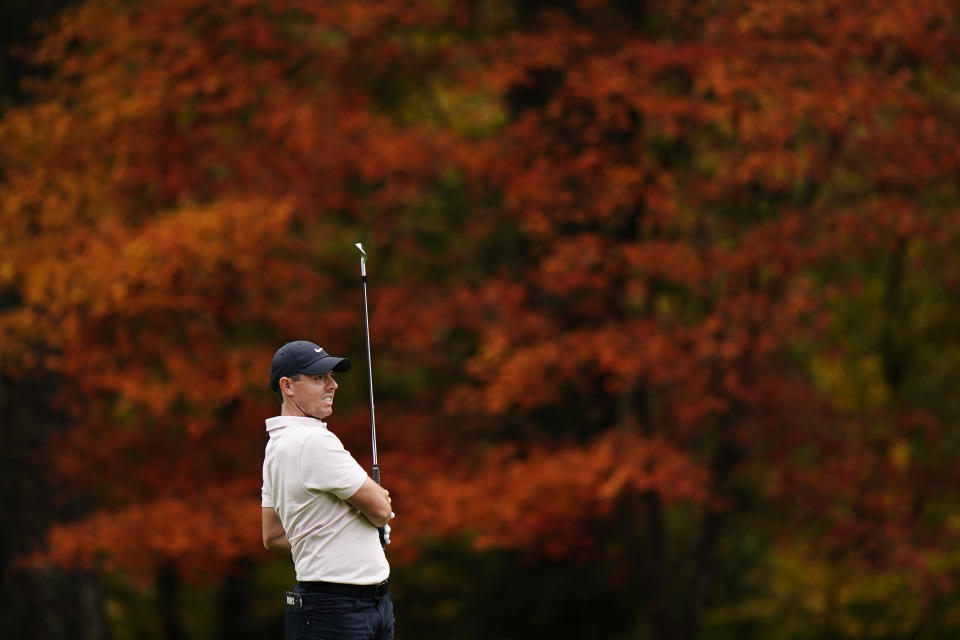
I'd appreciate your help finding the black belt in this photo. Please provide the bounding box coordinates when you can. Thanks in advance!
[298,579,389,600]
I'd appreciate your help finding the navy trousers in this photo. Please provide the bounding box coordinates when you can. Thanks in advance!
[285,584,394,640]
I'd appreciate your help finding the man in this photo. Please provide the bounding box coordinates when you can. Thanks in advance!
[261,340,395,640]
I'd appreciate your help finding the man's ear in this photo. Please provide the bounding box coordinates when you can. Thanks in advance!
[280,377,295,396]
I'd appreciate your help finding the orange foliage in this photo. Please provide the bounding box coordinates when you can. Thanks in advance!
[2,0,960,595]
[403,432,708,558]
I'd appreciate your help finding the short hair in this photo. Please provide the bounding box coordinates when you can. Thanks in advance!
[276,372,302,404]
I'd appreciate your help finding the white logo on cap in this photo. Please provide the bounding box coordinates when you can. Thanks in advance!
[315,347,323,353]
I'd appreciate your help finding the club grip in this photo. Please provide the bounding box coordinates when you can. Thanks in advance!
[372,465,388,547]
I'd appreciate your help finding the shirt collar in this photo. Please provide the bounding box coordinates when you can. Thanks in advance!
[265,416,328,432]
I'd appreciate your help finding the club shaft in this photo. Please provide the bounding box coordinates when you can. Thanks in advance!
[358,248,388,548]
[360,271,378,470]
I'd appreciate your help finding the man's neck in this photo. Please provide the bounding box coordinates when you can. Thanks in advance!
[280,404,304,417]
[280,404,326,422]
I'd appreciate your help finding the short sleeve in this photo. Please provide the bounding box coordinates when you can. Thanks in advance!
[261,463,274,508]
[261,484,274,508]
[300,430,367,500]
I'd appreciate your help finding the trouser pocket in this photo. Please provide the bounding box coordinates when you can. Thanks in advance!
[284,591,304,640]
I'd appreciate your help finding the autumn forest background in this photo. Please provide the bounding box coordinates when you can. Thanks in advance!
[2,0,960,638]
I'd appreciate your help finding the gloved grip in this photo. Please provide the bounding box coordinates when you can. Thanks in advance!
[372,465,389,547]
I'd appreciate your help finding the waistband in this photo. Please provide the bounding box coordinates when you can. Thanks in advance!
[298,579,389,600]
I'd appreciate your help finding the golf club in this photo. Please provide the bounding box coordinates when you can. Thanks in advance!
[355,242,389,547]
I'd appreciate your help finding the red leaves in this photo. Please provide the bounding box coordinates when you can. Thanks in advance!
[401,432,708,559]
[25,480,261,583]
[4,0,960,596]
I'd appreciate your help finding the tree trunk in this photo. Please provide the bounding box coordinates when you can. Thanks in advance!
[156,564,185,640]
[216,559,253,640]
[682,434,740,640]
[0,373,111,640]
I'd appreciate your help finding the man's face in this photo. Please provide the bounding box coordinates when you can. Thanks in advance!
[283,371,339,419]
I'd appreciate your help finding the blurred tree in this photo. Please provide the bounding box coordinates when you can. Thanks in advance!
[426,1,960,637]
[2,1,108,638]
[2,0,960,639]
[0,0,77,110]
[0,372,111,639]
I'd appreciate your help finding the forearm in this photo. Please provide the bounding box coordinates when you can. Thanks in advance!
[345,477,393,527]
[360,511,390,528]
[264,532,291,551]
[262,506,290,551]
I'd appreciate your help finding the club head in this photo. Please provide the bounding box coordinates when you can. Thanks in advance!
[354,242,366,257]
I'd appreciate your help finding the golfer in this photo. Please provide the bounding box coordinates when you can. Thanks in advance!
[261,340,395,640]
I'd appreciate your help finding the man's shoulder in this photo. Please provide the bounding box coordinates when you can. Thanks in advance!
[265,421,315,456]
[300,425,347,451]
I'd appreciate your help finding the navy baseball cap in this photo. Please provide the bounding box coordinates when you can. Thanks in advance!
[270,340,351,392]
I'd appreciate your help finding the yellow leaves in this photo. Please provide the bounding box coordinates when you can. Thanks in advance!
[0,259,14,285]
[809,354,890,412]
[888,438,911,471]
[711,541,925,637]
[0,192,304,438]
[427,81,507,138]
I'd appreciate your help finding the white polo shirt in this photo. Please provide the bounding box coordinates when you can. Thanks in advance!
[261,416,389,584]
